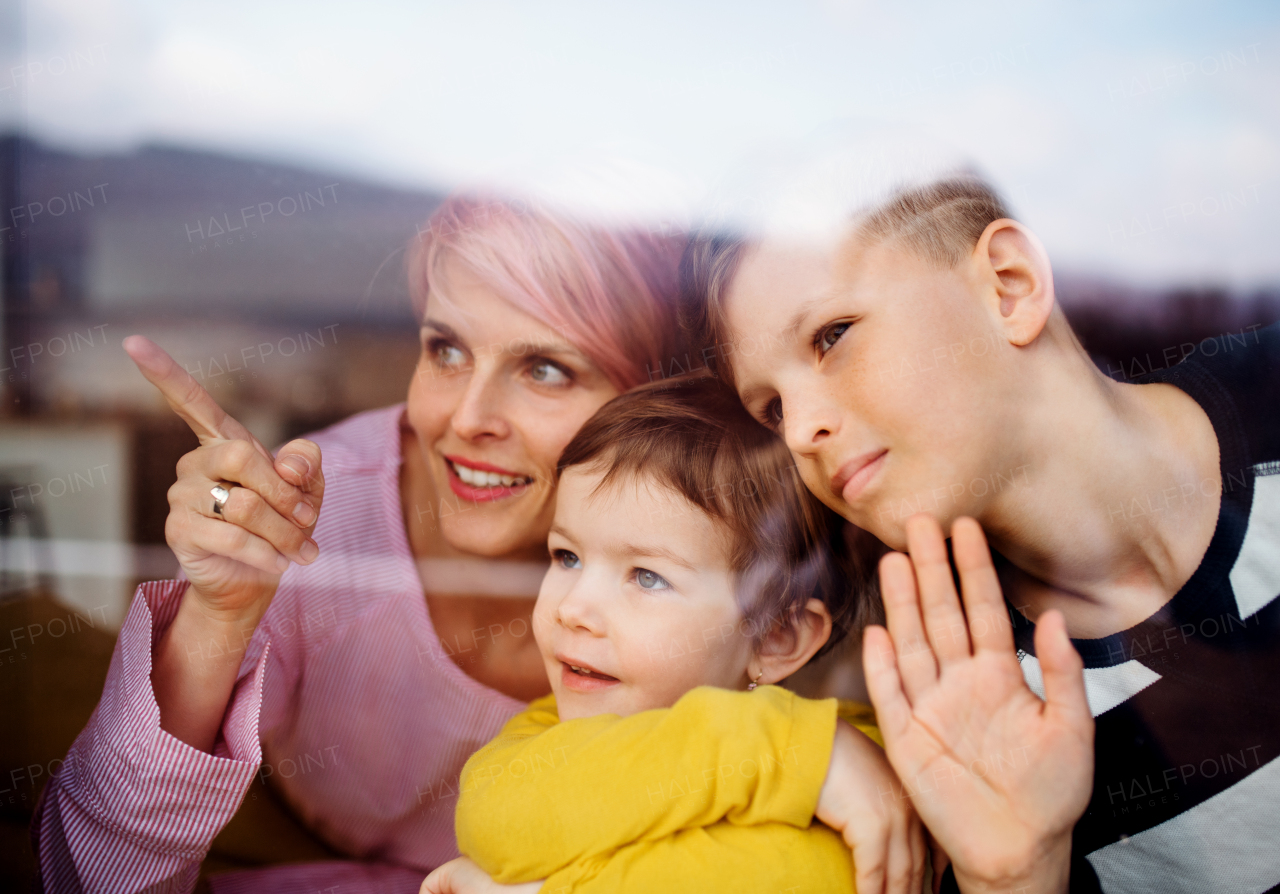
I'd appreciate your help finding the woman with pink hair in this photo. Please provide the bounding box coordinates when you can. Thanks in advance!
[33,195,688,893]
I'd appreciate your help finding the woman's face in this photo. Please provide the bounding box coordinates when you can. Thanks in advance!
[405,257,621,557]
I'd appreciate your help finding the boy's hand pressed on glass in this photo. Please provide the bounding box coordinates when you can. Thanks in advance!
[863,515,1093,894]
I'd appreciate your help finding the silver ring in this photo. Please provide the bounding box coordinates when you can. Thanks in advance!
[211,484,232,516]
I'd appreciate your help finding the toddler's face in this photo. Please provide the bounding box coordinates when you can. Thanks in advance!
[533,466,753,722]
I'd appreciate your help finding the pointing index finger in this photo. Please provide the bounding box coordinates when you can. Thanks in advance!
[124,336,267,458]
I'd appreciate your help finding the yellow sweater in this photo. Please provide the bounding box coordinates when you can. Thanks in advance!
[455,685,881,893]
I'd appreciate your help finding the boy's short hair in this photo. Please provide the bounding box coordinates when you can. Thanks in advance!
[680,174,1010,386]
[857,175,1010,268]
[557,373,877,660]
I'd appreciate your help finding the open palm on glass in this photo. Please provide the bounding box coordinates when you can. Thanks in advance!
[863,516,1094,894]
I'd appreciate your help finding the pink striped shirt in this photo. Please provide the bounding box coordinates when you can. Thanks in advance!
[34,405,528,893]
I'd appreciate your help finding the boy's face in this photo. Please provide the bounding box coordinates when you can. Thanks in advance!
[724,234,1021,550]
[533,466,753,722]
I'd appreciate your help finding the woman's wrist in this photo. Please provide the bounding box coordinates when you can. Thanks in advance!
[188,584,264,641]
[951,833,1072,894]
[151,584,265,751]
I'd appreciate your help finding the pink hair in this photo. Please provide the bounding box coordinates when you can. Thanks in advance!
[407,194,686,392]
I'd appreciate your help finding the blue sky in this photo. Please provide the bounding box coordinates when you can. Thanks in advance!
[4,0,1279,288]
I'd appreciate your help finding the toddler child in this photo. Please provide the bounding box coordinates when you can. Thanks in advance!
[424,373,922,894]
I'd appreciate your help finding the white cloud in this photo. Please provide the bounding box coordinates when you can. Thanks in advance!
[7,0,1280,285]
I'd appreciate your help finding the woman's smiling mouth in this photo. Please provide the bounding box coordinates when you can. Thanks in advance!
[444,454,535,502]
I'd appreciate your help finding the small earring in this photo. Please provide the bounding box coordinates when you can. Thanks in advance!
[747,669,764,691]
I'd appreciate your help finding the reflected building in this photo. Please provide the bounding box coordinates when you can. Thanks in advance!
[0,134,439,623]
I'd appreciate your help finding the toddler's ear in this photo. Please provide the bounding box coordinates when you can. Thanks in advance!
[972,219,1054,347]
[755,598,833,686]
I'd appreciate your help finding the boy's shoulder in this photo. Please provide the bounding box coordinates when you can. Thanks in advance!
[1144,321,1280,466]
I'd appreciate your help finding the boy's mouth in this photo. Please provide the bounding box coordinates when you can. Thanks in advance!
[831,448,888,505]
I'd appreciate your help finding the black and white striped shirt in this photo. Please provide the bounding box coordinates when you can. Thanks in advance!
[1010,321,1280,894]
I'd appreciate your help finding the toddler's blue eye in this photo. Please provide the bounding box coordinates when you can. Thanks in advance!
[634,568,671,590]
[554,549,581,569]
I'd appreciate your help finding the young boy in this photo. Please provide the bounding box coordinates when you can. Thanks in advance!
[683,152,1280,894]
[426,374,925,894]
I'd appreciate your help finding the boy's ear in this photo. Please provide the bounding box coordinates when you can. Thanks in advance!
[754,598,833,686]
[971,219,1055,347]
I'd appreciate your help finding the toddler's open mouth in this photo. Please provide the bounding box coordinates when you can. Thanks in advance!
[558,657,620,692]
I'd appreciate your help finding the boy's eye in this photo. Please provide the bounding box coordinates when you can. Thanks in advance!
[763,398,783,428]
[553,549,581,569]
[529,359,571,385]
[817,322,851,356]
[634,568,671,590]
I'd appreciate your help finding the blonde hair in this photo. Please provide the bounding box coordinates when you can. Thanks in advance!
[855,175,1010,268]
[681,174,1010,386]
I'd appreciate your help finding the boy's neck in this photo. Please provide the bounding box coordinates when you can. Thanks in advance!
[979,358,1222,640]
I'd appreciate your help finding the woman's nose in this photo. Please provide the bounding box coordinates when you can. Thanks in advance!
[451,368,511,441]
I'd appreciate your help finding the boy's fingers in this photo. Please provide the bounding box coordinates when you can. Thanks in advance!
[950,518,1017,656]
[883,819,916,894]
[862,626,914,735]
[909,820,927,894]
[904,514,971,665]
[124,335,268,457]
[1035,610,1092,727]
[930,842,951,894]
[878,552,939,700]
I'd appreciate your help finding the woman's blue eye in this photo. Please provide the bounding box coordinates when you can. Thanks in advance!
[530,360,570,385]
[818,322,850,355]
[554,549,581,569]
[634,568,671,590]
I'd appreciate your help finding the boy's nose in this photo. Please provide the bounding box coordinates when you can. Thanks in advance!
[782,389,839,454]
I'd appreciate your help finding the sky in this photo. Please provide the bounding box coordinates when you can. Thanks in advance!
[3,0,1280,289]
